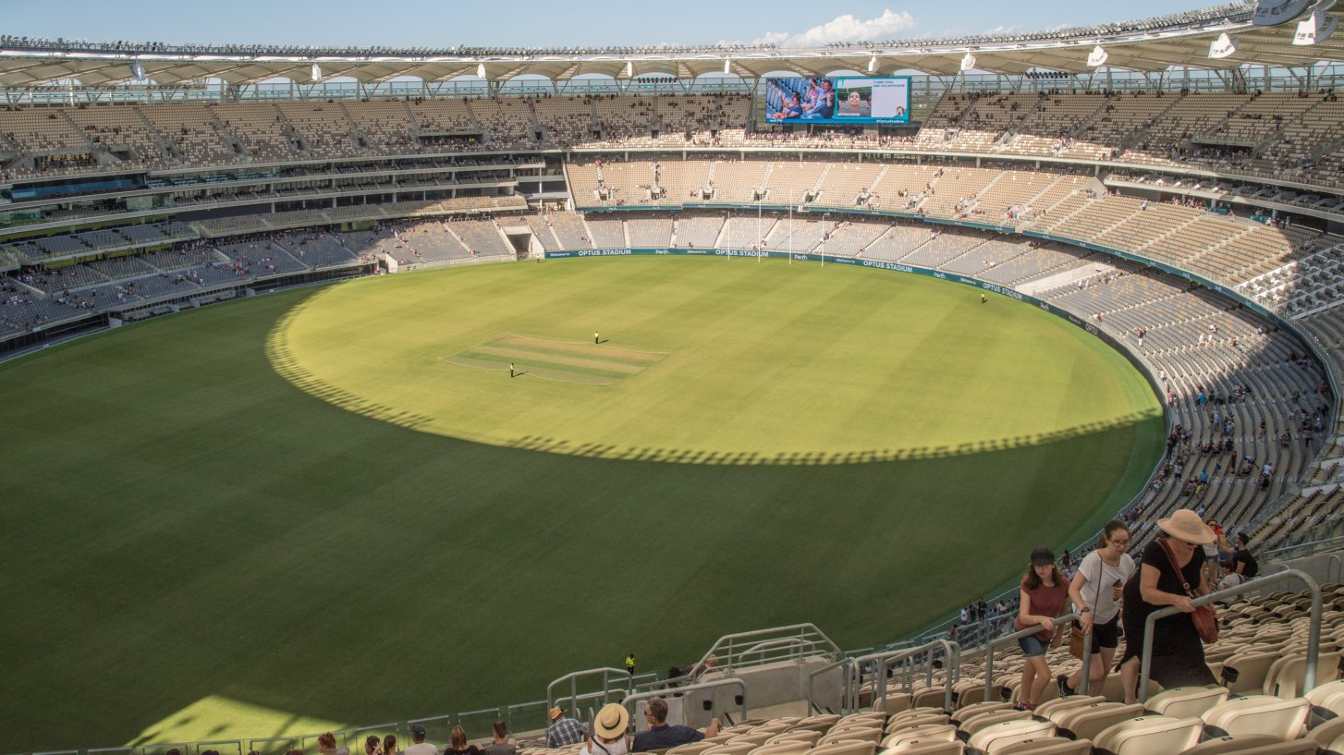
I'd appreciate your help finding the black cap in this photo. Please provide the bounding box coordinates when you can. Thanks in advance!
[410,724,426,738]
[1030,547,1055,566]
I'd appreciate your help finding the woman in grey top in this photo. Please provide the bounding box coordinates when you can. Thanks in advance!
[1058,520,1135,697]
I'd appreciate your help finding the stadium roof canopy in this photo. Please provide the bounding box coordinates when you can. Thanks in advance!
[2,1,1343,86]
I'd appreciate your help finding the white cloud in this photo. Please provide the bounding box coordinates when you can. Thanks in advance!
[742,9,917,48]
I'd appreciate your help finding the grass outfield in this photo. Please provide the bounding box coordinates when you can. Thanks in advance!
[0,257,1163,751]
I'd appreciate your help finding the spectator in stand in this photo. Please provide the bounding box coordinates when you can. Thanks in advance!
[631,697,721,752]
[481,721,516,755]
[404,725,434,755]
[1117,509,1217,703]
[364,736,381,755]
[546,707,586,748]
[581,703,631,755]
[382,735,398,755]
[1014,547,1069,711]
[318,733,350,755]
[1220,532,1259,589]
[446,727,479,755]
[1058,521,1135,697]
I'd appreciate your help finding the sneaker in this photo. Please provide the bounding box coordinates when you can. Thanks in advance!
[1056,673,1075,698]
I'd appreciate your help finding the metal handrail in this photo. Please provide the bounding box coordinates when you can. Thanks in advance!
[982,612,1077,702]
[695,623,843,674]
[849,639,960,712]
[1138,569,1322,703]
[620,678,748,726]
[547,667,636,711]
[805,658,856,714]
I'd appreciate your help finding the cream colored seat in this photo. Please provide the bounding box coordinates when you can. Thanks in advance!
[883,742,963,755]
[666,743,717,755]
[885,709,946,733]
[994,738,1092,755]
[959,710,1030,736]
[794,715,841,732]
[728,733,774,747]
[1037,695,1105,722]
[1307,715,1344,750]
[1053,702,1145,740]
[745,742,809,755]
[1307,679,1344,712]
[1180,734,1317,754]
[951,702,1013,723]
[1091,715,1203,755]
[1144,686,1230,719]
[880,723,958,750]
[965,719,1056,753]
[817,729,880,747]
[1201,695,1311,740]
[764,731,820,746]
[702,742,756,755]
[805,742,875,755]
[1264,652,1342,698]
[872,693,915,715]
[1223,652,1283,694]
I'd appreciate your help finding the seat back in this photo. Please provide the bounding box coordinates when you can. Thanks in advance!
[1306,679,1344,709]
[1222,652,1281,694]
[727,733,773,747]
[1055,702,1145,740]
[1037,695,1105,722]
[745,743,809,755]
[805,742,875,755]
[666,743,716,755]
[817,729,880,747]
[764,732,819,746]
[884,741,964,755]
[1264,652,1342,698]
[885,710,946,733]
[994,739,1092,755]
[1091,715,1203,755]
[951,701,1012,724]
[958,710,1029,736]
[965,719,1056,753]
[880,724,958,750]
[1308,715,1344,749]
[871,693,914,715]
[1201,695,1311,740]
[1144,686,1230,719]
[1180,734,1317,754]
[702,742,756,755]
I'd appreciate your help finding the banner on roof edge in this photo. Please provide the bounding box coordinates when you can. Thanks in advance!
[1253,0,1314,26]
[1294,8,1338,44]
[1209,33,1238,59]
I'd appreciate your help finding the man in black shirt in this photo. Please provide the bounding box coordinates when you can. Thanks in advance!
[631,697,720,752]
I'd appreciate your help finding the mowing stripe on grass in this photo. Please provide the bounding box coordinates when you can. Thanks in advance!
[445,355,621,385]
[498,334,667,363]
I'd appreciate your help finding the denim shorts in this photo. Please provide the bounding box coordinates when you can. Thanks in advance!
[1018,634,1048,657]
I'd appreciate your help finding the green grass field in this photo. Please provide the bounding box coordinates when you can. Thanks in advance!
[0,256,1163,751]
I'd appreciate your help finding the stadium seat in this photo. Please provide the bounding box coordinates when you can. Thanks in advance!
[1181,735,1317,754]
[964,719,1056,752]
[744,742,809,755]
[1201,696,1311,739]
[883,741,964,755]
[806,741,875,755]
[1144,686,1230,719]
[994,739,1092,755]
[1090,715,1203,754]
[879,723,958,750]
[1052,702,1145,740]
[1036,695,1105,721]
[958,709,1030,736]
[951,702,1014,723]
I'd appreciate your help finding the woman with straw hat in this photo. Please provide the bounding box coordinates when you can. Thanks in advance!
[1116,509,1217,703]
[581,703,631,755]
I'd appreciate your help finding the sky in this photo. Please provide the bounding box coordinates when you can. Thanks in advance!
[3,0,1223,48]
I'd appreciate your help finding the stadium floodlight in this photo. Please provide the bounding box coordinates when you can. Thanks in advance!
[1254,0,1313,26]
[1208,31,1238,58]
[310,63,322,82]
[1294,6,1338,44]
[867,54,878,73]
[1086,45,1108,67]
[960,52,976,72]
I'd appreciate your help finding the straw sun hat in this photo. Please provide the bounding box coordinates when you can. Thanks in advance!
[1157,508,1217,545]
[593,703,631,740]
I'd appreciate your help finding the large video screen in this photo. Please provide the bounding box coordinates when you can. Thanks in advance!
[765,76,911,126]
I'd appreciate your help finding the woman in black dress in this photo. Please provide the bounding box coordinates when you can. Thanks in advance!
[1117,509,1217,703]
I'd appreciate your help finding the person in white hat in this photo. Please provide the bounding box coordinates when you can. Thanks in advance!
[1116,508,1217,704]
[581,703,631,755]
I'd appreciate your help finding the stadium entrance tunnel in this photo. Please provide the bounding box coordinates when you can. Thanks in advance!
[267,254,1166,466]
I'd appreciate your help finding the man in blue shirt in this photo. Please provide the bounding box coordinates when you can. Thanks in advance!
[545,706,586,748]
[631,698,721,752]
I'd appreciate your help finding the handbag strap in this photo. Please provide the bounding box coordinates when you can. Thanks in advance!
[1158,538,1197,598]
